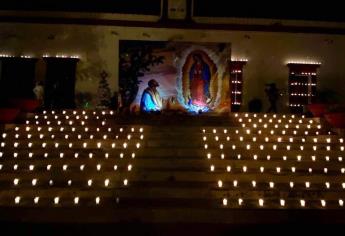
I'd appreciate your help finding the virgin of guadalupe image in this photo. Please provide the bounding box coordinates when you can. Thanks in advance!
[188,53,212,107]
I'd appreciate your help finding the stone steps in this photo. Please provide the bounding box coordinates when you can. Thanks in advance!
[1,111,345,224]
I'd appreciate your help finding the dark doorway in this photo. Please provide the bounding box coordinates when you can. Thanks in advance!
[0,57,37,106]
[44,58,79,109]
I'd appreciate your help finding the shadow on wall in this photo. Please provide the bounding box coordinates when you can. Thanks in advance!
[248,98,263,113]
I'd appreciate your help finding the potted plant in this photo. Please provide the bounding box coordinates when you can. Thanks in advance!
[307,89,339,117]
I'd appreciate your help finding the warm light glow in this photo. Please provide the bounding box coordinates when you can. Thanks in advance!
[74,197,79,205]
[210,165,215,172]
[54,197,59,205]
[259,199,264,207]
[15,196,21,204]
[104,179,110,187]
[300,199,305,207]
[325,182,330,189]
[233,180,238,187]
[321,200,326,207]
[217,180,223,188]
[34,196,39,204]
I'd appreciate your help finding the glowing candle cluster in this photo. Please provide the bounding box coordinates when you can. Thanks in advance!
[0,110,144,207]
[204,112,344,209]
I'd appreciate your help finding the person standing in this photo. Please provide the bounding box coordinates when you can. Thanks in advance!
[265,83,279,113]
[33,81,44,107]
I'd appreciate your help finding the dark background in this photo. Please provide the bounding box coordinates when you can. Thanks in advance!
[0,0,344,22]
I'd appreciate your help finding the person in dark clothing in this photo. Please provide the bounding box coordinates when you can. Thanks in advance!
[110,91,119,112]
[265,83,279,113]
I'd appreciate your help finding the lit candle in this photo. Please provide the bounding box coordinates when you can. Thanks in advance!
[280,199,285,206]
[259,199,264,207]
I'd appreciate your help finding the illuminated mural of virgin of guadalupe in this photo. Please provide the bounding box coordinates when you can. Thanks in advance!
[181,50,218,112]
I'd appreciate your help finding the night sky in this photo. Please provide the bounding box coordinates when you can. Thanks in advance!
[0,0,344,22]
[195,1,345,22]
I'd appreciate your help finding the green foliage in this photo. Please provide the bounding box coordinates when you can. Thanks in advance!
[119,44,165,107]
[97,71,112,107]
[75,92,93,109]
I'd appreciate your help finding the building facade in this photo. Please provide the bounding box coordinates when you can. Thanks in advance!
[0,0,345,112]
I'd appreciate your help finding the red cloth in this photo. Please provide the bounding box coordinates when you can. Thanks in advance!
[190,63,206,106]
